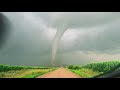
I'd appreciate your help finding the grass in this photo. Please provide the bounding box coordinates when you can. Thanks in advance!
[0,64,51,72]
[22,69,56,78]
[69,68,102,78]
[0,64,56,78]
[1,61,120,78]
[0,69,52,78]
[67,61,120,78]
[82,61,120,72]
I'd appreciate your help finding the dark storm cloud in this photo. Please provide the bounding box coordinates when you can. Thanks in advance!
[1,12,120,65]
[59,20,120,54]
[51,12,120,28]
[0,12,53,65]
[0,13,11,48]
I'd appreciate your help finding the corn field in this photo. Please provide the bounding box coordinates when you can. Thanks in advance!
[82,61,120,72]
[68,61,120,72]
[0,64,50,72]
[0,64,30,72]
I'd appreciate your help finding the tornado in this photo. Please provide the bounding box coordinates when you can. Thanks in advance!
[51,24,68,65]
[51,12,120,66]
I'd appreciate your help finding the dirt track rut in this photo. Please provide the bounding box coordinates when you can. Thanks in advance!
[37,68,81,78]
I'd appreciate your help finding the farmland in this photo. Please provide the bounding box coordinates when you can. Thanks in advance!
[0,61,120,78]
[0,64,56,78]
[67,61,120,78]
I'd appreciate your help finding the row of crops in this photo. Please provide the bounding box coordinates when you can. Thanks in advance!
[67,61,120,72]
[0,64,50,72]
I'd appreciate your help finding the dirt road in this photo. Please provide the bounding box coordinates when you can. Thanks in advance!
[37,68,81,78]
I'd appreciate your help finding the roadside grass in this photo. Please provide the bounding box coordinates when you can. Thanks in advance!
[67,61,120,78]
[0,68,56,78]
[68,68,103,78]
[0,64,57,78]
[23,69,56,78]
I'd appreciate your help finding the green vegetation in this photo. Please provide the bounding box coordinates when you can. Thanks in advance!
[0,64,56,78]
[67,65,81,70]
[23,69,53,78]
[67,61,120,78]
[1,61,120,78]
[69,68,102,78]
[0,64,27,72]
[0,69,53,78]
[0,64,51,72]
[82,61,120,72]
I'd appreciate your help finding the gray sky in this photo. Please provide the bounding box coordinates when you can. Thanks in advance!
[0,12,120,66]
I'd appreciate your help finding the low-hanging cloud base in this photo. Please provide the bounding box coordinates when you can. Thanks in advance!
[0,12,120,66]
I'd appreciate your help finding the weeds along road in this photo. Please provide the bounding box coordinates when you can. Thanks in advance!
[37,67,81,78]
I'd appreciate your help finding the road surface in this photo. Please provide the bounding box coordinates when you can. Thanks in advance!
[37,68,81,78]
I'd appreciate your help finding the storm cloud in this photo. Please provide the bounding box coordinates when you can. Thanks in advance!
[0,12,120,66]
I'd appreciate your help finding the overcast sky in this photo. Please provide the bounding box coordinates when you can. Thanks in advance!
[0,12,120,66]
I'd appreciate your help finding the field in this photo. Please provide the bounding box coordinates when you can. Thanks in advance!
[0,64,56,78]
[0,61,120,78]
[67,61,120,78]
